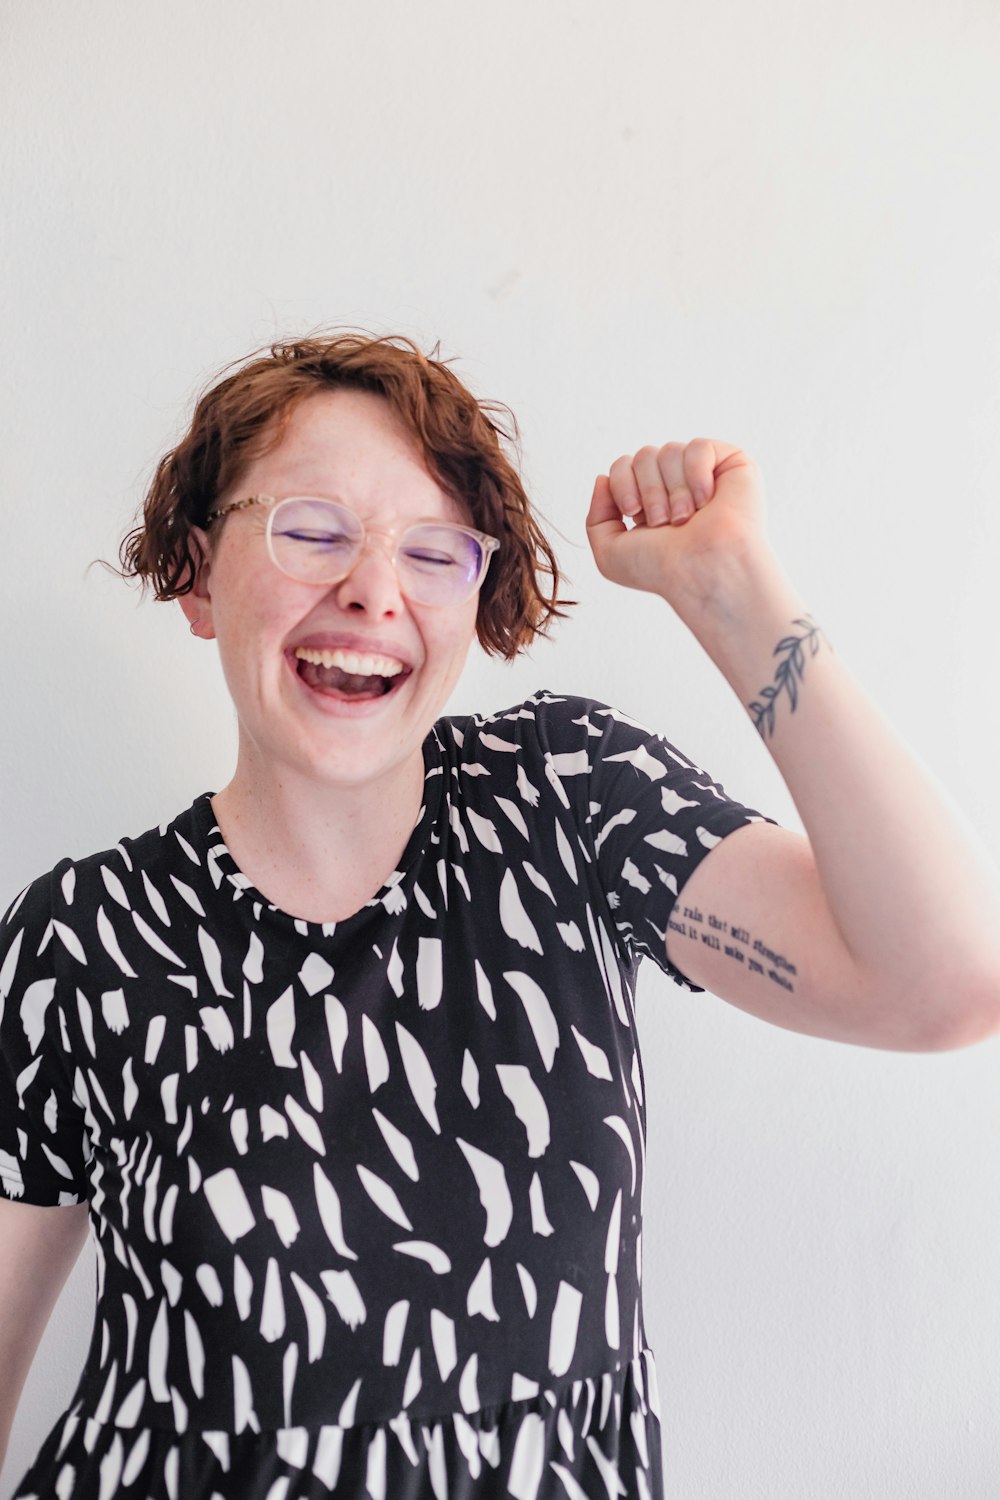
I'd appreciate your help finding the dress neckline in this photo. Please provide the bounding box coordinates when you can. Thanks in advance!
[191,726,445,931]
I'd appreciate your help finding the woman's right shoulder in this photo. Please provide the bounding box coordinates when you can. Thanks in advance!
[1,855,71,935]
[1,794,205,937]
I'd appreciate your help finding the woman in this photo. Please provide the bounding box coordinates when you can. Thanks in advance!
[3,332,997,1500]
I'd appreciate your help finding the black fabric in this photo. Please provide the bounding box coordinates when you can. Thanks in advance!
[1,688,778,1498]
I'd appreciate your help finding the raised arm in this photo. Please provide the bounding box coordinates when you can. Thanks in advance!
[587,439,1000,1050]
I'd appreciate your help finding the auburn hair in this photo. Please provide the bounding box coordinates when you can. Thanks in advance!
[103,330,577,661]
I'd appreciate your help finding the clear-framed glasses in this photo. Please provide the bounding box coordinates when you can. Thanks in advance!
[204,494,501,607]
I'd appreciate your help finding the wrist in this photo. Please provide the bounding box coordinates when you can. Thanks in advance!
[665,539,818,699]
[664,530,787,626]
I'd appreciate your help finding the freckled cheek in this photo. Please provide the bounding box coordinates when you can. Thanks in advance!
[215,646,262,711]
[423,630,475,689]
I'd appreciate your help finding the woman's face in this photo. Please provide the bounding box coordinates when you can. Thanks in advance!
[180,388,482,791]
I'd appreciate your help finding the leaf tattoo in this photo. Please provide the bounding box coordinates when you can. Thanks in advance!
[749,614,831,740]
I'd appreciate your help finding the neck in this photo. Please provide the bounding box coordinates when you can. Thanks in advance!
[209,747,427,923]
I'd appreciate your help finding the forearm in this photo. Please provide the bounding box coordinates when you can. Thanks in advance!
[668,541,1000,1029]
[0,1200,91,1478]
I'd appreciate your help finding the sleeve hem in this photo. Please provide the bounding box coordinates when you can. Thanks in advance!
[643,806,782,991]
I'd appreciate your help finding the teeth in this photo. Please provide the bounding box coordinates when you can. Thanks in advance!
[294,646,406,676]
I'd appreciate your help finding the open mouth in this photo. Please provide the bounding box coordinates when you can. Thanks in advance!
[290,653,413,704]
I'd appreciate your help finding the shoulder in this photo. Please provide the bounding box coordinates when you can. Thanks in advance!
[441,687,644,761]
[1,793,209,941]
[1,856,71,944]
[433,688,669,829]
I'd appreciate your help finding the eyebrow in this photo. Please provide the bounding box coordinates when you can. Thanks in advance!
[287,494,470,527]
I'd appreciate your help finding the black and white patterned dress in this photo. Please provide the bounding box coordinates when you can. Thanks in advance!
[1,688,778,1500]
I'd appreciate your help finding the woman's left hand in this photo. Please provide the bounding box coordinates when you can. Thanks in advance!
[585,439,770,602]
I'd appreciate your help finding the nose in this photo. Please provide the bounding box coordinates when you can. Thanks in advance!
[332,533,407,612]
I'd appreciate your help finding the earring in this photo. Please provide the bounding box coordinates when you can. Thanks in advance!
[190,623,200,636]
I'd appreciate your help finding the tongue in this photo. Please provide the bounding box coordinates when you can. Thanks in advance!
[299,661,389,698]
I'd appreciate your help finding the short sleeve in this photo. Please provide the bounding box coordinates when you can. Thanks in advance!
[0,866,90,1205]
[559,694,782,992]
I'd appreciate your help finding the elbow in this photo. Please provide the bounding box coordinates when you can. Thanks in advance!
[928,985,1000,1052]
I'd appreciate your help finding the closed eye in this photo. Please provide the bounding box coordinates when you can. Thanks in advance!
[282,531,353,546]
[402,551,458,568]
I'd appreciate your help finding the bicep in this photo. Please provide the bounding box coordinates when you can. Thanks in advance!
[663,822,924,1051]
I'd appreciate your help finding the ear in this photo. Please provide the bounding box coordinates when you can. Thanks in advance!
[177,525,217,640]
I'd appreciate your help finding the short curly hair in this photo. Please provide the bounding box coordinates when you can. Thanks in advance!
[102,330,577,661]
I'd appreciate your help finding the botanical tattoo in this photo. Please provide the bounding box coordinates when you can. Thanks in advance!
[668,903,798,993]
[749,614,831,740]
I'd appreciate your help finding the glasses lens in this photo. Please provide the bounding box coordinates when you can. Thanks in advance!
[271,498,361,580]
[270,499,484,604]
[398,524,484,604]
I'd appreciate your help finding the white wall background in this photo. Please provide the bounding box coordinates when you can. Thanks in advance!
[3,2,1000,1495]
